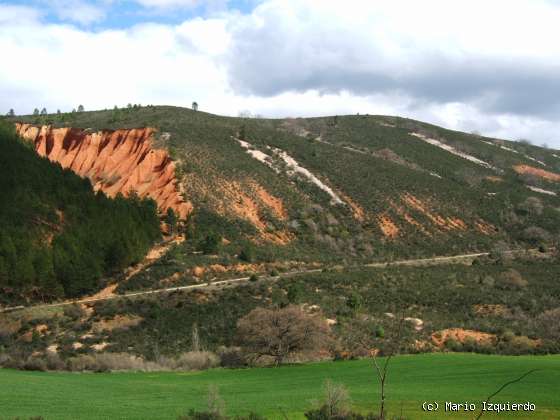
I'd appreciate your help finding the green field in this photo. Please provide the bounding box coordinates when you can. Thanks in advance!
[1,354,559,419]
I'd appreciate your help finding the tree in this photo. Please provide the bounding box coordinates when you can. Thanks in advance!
[199,232,221,255]
[56,109,61,115]
[40,108,47,115]
[371,313,405,420]
[305,381,351,419]
[192,102,198,111]
[165,208,177,236]
[236,305,330,365]
[33,108,40,116]
[77,105,84,112]
[239,243,256,262]
[346,292,363,315]
[7,109,15,117]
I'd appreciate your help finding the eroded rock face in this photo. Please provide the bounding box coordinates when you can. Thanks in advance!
[15,123,192,219]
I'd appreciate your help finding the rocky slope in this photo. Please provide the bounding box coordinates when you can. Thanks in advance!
[15,123,191,220]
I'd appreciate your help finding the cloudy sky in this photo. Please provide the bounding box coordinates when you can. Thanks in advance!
[1,0,560,148]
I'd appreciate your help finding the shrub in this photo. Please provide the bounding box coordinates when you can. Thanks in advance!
[22,357,47,371]
[521,226,551,246]
[239,245,256,263]
[45,352,66,370]
[174,351,220,371]
[67,352,159,372]
[178,410,224,420]
[63,304,86,320]
[497,269,528,289]
[217,346,247,368]
[305,406,379,419]
[444,338,462,352]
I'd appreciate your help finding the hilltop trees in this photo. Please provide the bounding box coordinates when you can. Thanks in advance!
[77,104,84,112]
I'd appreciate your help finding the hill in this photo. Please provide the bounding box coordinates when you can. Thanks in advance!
[2,106,560,372]
[9,106,560,280]
[0,119,161,304]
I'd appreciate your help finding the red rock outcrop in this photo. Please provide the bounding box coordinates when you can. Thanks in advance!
[15,123,192,219]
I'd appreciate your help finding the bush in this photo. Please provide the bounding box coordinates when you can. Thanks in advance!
[178,410,224,420]
[444,338,463,352]
[63,304,86,320]
[45,352,66,370]
[497,269,528,289]
[67,352,159,372]
[174,351,220,371]
[22,357,47,371]
[521,226,551,246]
[239,244,256,262]
[304,406,379,419]
[218,346,247,368]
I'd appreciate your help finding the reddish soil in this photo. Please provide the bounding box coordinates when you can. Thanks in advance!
[513,164,560,182]
[15,123,192,219]
[431,328,496,348]
[377,215,399,238]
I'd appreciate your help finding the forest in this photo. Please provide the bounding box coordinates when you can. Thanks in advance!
[0,119,161,303]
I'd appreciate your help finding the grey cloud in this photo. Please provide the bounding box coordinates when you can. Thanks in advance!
[225,16,560,119]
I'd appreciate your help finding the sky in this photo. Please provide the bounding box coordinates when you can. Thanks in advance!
[1,0,560,148]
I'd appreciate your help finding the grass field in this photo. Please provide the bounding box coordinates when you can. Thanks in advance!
[1,354,559,419]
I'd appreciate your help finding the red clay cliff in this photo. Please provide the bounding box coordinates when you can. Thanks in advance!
[15,123,192,220]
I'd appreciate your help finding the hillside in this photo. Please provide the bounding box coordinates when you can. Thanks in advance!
[0,119,161,304]
[2,107,560,372]
[8,106,560,295]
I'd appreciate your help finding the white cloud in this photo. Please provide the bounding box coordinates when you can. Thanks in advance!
[133,0,197,7]
[49,0,107,24]
[0,4,43,23]
[1,0,560,148]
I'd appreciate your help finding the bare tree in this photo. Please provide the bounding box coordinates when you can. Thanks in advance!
[371,313,405,420]
[236,305,330,366]
[321,380,351,418]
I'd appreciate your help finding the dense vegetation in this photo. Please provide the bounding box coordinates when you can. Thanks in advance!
[1,354,559,419]
[2,254,559,372]
[0,119,161,303]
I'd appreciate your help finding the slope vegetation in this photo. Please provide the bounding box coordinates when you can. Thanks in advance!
[8,106,560,294]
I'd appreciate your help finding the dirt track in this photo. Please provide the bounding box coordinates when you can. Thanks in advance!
[0,248,548,313]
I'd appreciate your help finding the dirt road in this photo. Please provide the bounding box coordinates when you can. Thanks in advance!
[0,248,547,313]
